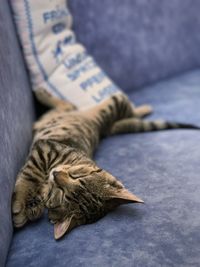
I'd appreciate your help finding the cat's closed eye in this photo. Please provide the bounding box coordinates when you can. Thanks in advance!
[68,172,80,179]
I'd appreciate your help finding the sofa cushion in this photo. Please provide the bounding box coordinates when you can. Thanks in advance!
[6,69,200,266]
[0,1,35,266]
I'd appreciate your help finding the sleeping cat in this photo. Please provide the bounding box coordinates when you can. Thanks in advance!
[12,90,198,239]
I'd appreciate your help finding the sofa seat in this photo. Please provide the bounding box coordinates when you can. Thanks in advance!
[6,69,200,267]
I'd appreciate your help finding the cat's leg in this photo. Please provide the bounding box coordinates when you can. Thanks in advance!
[12,152,49,227]
[12,175,46,227]
[110,118,199,135]
[84,93,153,137]
[110,118,160,134]
[85,93,152,121]
[132,104,153,118]
[35,88,77,111]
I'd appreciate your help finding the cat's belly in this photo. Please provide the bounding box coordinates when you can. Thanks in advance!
[33,113,100,156]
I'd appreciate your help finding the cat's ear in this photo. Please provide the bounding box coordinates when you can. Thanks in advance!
[69,164,101,179]
[108,188,144,205]
[54,215,77,240]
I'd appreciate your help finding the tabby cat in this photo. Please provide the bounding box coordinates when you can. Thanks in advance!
[12,90,198,239]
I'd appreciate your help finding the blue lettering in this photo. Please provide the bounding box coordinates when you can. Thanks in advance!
[80,71,106,91]
[80,79,93,90]
[63,52,87,69]
[52,41,63,61]
[52,23,66,34]
[52,35,76,63]
[43,12,51,23]
[43,6,69,24]
[67,60,96,81]
[63,35,74,45]
[92,84,119,103]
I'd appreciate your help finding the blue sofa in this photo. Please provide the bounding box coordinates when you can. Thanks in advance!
[1,0,200,266]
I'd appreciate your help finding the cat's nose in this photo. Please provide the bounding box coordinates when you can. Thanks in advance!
[49,171,60,183]
[53,171,59,179]
[52,171,66,186]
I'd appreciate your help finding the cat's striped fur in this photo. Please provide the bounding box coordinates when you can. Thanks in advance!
[12,90,199,239]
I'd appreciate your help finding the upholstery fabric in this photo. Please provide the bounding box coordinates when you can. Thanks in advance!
[69,0,200,91]
[0,1,35,266]
[6,69,200,267]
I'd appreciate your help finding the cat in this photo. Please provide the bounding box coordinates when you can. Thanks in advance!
[12,89,199,239]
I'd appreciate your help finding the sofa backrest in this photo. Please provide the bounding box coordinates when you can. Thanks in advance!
[69,0,200,91]
[0,0,35,265]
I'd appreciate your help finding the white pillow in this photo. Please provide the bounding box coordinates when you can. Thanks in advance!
[10,0,121,109]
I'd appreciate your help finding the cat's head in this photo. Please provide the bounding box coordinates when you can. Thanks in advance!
[44,164,143,240]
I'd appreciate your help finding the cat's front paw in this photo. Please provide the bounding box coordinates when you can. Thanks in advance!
[12,181,45,227]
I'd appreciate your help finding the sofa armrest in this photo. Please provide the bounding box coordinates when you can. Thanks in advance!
[0,0,36,265]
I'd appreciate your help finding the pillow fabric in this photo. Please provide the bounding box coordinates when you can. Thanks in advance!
[10,0,122,109]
